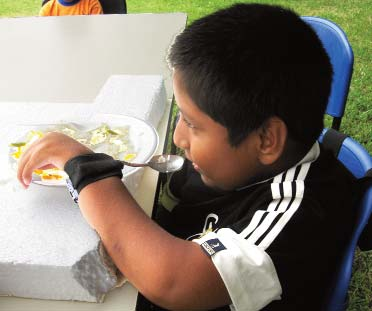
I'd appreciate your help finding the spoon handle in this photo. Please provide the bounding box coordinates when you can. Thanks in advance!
[120,160,148,168]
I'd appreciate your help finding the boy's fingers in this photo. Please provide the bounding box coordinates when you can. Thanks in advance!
[17,143,44,187]
[16,132,89,187]
[17,149,31,186]
[17,138,40,180]
[22,154,50,187]
[38,164,57,170]
[21,166,32,187]
[18,154,35,187]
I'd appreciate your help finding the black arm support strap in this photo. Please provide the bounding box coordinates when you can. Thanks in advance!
[64,153,123,194]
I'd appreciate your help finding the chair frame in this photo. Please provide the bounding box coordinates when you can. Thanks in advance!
[302,17,354,130]
[320,128,372,311]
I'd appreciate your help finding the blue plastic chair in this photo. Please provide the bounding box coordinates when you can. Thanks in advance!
[319,128,372,311]
[302,17,354,130]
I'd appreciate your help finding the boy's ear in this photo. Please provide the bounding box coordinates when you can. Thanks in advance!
[257,117,287,165]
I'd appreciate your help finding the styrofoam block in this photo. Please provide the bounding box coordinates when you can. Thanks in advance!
[0,179,121,302]
[0,75,167,302]
[93,75,167,128]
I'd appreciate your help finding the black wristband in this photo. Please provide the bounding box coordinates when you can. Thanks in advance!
[64,153,124,194]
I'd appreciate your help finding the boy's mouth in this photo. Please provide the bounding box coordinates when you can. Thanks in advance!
[192,162,201,172]
[184,152,201,173]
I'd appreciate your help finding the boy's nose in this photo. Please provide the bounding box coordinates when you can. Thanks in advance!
[173,117,189,150]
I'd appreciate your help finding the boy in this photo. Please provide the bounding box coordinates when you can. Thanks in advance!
[39,0,102,16]
[18,3,356,310]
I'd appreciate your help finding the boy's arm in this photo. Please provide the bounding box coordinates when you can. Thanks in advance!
[17,132,230,310]
[78,176,231,310]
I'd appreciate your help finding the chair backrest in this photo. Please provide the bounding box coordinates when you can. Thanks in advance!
[41,0,127,14]
[99,0,127,14]
[319,128,372,311]
[302,17,354,130]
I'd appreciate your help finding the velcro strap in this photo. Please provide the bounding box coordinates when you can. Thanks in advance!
[64,153,124,194]
[322,128,348,157]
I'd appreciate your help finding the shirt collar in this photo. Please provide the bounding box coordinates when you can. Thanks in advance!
[236,141,320,191]
[58,0,81,6]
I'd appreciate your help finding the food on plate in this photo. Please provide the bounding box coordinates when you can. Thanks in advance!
[10,123,137,183]
[33,168,69,181]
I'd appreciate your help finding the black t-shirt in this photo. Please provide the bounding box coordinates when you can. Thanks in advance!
[154,142,356,311]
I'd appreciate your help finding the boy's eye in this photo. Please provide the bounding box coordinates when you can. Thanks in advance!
[181,115,195,129]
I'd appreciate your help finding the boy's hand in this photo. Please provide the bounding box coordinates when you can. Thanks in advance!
[17,132,92,188]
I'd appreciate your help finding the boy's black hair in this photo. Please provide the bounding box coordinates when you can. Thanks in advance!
[168,3,333,148]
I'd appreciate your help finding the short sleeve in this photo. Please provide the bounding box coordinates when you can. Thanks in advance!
[90,0,103,14]
[39,3,51,16]
[193,229,282,311]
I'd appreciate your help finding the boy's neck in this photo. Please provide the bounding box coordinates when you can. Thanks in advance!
[255,140,311,183]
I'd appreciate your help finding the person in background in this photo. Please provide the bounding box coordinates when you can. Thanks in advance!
[39,0,102,16]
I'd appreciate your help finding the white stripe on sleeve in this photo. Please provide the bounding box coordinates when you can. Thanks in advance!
[193,229,282,311]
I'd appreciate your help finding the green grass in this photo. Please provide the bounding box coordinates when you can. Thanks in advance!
[1,1,371,309]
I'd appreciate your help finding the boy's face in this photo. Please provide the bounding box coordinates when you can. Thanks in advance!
[173,71,262,190]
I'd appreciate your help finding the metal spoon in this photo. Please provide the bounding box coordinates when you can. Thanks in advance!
[121,154,185,173]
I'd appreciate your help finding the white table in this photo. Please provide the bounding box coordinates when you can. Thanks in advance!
[0,13,186,102]
[0,12,186,311]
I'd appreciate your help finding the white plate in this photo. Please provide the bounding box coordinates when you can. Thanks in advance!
[9,114,159,186]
